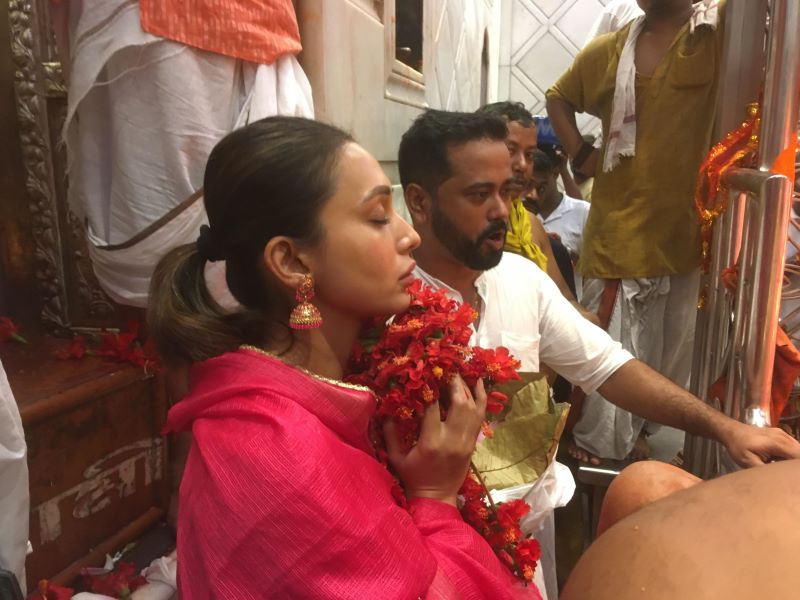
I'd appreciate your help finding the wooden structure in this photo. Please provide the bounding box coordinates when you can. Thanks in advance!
[1,1,170,590]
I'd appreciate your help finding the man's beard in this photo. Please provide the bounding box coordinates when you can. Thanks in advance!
[431,201,507,271]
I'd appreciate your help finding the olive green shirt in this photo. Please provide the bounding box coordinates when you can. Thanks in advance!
[547,10,725,279]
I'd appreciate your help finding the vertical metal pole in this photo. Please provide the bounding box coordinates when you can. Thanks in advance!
[739,0,800,428]
[684,0,768,476]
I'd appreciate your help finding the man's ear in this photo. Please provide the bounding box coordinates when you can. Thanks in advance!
[262,236,310,292]
[405,183,433,225]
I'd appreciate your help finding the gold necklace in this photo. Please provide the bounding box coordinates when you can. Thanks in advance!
[239,344,375,395]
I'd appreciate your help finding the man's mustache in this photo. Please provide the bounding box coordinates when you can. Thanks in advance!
[477,221,508,244]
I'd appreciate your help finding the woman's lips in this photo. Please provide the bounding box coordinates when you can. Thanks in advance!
[399,261,417,286]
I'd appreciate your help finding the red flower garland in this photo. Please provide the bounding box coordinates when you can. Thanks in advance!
[348,280,541,583]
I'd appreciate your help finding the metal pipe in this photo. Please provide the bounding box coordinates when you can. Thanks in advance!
[725,191,759,422]
[737,0,800,428]
[684,0,768,476]
[742,174,794,425]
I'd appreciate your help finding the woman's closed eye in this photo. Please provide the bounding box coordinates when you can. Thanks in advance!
[368,207,391,225]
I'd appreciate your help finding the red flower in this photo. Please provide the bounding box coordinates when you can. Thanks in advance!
[496,499,530,529]
[346,280,535,583]
[96,322,160,372]
[82,561,146,599]
[36,580,74,600]
[0,316,27,344]
[53,335,91,360]
[486,391,507,414]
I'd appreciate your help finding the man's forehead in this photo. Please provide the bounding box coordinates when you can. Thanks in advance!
[445,138,511,180]
[506,120,537,147]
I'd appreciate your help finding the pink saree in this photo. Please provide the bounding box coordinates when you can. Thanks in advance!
[166,348,541,599]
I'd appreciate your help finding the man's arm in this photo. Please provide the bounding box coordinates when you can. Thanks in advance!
[529,214,600,325]
[556,147,585,199]
[598,360,800,466]
[546,96,599,178]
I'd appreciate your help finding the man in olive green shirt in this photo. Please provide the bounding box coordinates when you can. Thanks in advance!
[546,0,724,462]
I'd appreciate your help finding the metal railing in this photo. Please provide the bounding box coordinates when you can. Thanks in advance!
[685,0,800,477]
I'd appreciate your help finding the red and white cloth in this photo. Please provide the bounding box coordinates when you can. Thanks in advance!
[51,1,313,306]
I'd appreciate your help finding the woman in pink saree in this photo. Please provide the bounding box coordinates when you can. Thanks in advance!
[148,116,541,599]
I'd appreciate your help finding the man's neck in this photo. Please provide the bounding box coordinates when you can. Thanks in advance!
[413,242,482,304]
[539,192,564,221]
[644,1,694,33]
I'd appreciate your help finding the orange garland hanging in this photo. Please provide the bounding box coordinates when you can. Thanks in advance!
[694,102,761,272]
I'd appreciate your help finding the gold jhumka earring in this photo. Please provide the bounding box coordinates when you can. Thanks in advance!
[288,274,323,330]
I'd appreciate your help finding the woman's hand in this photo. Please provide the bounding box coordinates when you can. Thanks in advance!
[385,376,487,506]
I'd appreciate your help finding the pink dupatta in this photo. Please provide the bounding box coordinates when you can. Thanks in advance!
[166,348,541,599]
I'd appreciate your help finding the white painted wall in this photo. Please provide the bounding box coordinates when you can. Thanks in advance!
[498,0,610,135]
[296,0,500,183]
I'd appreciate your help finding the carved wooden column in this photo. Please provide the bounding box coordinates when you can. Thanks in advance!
[8,0,118,334]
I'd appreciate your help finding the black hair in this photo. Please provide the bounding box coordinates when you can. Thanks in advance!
[532,148,558,173]
[398,109,508,194]
[148,116,354,364]
[476,101,536,128]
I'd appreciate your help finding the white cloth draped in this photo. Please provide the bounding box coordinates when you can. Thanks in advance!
[56,0,314,306]
[603,1,720,172]
[0,360,29,595]
[573,271,700,459]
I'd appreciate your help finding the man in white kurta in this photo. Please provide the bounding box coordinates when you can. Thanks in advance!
[414,252,628,390]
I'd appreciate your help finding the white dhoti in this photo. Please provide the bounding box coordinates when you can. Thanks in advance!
[0,360,29,594]
[572,270,701,459]
[55,0,314,306]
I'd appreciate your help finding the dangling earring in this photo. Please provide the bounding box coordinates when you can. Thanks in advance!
[289,274,323,330]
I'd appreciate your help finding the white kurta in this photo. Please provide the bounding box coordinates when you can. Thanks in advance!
[414,252,632,392]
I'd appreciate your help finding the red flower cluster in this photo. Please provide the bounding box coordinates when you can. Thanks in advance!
[54,321,159,372]
[82,561,146,599]
[349,280,518,450]
[461,476,542,583]
[0,316,27,344]
[348,279,539,583]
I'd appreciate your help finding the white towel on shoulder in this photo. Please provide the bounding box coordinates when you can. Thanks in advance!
[603,0,721,173]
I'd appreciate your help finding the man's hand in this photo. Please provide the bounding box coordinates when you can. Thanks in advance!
[718,420,800,467]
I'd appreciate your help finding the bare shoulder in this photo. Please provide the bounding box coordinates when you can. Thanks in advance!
[561,460,800,600]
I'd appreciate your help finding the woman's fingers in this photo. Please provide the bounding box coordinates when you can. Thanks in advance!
[383,419,402,460]
[445,375,483,446]
[472,378,487,421]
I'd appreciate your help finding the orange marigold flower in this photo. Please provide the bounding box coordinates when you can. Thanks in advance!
[432,366,444,378]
